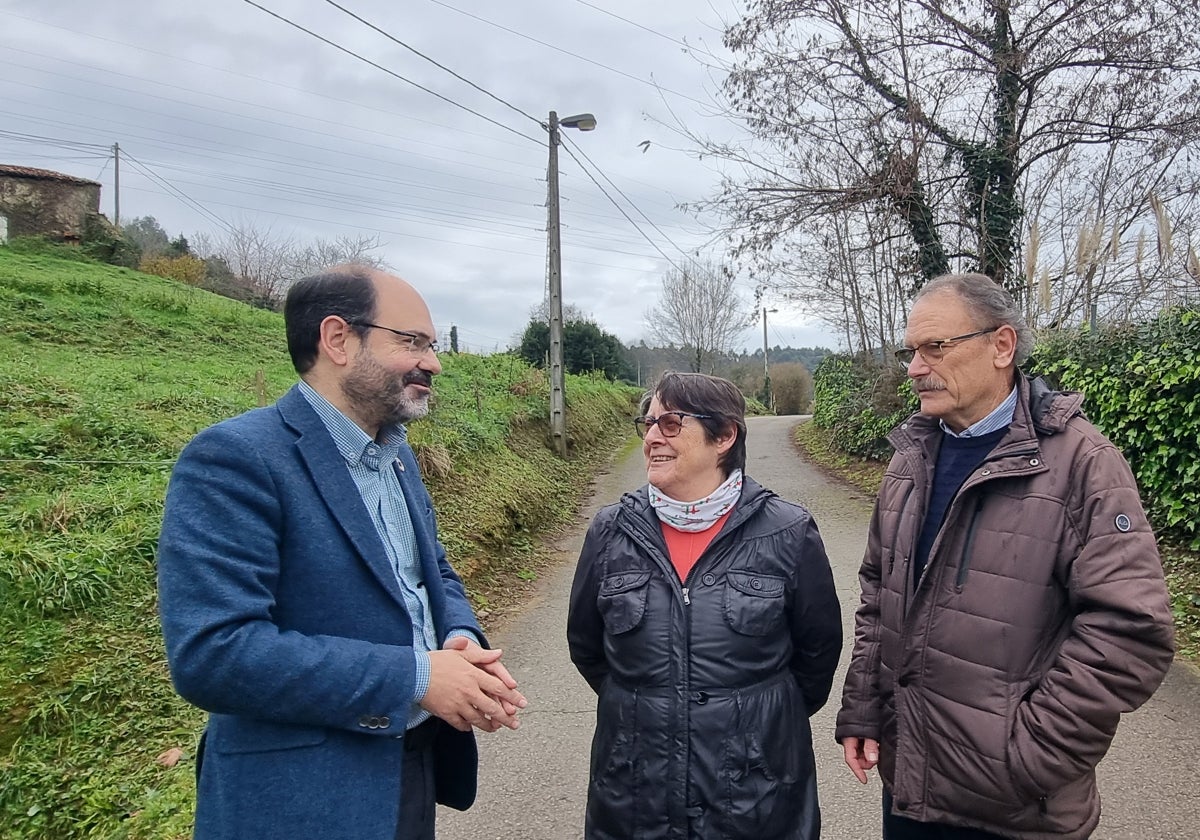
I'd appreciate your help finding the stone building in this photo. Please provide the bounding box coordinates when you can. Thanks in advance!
[0,164,103,243]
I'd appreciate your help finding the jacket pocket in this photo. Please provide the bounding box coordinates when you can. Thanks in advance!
[718,726,812,838]
[597,571,652,635]
[211,718,328,755]
[724,572,786,636]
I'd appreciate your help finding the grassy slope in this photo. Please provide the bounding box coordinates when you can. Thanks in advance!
[0,243,637,839]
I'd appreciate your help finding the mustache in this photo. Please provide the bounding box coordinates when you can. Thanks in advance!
[402,370,433,389]
[913,376,945,392]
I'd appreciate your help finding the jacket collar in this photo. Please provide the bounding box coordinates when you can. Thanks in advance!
[275,385,410,608]
[890,371,1084,454]
[621,474,773,534]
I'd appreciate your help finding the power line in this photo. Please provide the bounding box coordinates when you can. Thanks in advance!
[318,0,543,129]
[0,127,109,153]
[4,21,715,238]
[2,117,701,259]
[561,134,700,268]
[2,115,699,247]
[120,151,233,234]
[238,0,543,145]
[571,0,734,73]
[121,181,677,275]
[570,0,691,50]
[2,15,535,153]
[0,89,541,185]
[427,0,708,107]
[0,50,541,171]
[128,169,674,261]
[558,141,684,274]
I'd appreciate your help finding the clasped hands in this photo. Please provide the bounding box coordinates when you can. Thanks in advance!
[422,636,528,733]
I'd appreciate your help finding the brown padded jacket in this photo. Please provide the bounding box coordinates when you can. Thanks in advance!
[835,374,1174,839]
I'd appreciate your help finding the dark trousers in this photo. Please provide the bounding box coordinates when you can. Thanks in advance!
[883,790,1007,840]
[396,719,438,840]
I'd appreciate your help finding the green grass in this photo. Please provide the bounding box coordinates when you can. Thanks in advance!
[0,241,639,839]
[792,418,885,496]
[1164,547,1200,661]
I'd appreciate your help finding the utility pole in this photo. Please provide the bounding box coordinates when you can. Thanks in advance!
[112,142,120,227]
[544,110,596,458]
[547,111,567,458]
[762,307,770,379]
[762,306,777,413]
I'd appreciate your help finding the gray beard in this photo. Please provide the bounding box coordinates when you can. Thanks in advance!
[341,354,430,430]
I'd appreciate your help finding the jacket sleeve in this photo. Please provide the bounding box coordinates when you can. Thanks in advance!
[787,512,843,715]
[567,513,611,694]
[157,423,418,733]
[1010,439,1175,797]
[834,499,887,743]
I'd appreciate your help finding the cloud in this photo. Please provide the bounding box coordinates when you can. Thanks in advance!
[1,0,841,353]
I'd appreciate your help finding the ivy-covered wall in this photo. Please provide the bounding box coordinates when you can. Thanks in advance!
[811,355,916,461]
[1029,309,1199,549]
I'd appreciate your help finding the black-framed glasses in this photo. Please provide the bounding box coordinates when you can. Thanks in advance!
[894,327,998,368]
[351,322,439,354]
[633,411,711,438]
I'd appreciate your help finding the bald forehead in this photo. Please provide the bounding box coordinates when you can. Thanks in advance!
[368,270,435,334]
[372,272,429,309]
[906,290,975,338]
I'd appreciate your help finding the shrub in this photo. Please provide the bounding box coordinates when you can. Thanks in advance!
[81,214,140,268]
[812,353,917,460]
[1029,309,1200,548]
[139,254,207,287]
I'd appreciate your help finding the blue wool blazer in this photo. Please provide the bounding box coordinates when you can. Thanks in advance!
[157,385,481,840]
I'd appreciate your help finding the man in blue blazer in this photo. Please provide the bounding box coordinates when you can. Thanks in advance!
[158,267,526,840]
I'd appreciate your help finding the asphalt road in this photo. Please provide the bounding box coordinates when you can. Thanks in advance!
[439,416,1200,839]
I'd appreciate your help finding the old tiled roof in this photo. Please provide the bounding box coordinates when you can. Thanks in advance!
[0,164,101,186]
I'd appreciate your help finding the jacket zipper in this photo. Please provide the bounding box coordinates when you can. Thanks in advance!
[888,483,915,576]
[955,496,985,587]
[614,490,768,834]
[921,443,1041,592]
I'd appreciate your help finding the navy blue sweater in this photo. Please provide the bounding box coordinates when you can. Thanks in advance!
[913,427,1008,588]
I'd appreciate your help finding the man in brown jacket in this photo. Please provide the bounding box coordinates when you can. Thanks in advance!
[836,273,1174,839]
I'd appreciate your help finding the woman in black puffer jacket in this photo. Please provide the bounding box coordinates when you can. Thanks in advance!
[568,372,842,840]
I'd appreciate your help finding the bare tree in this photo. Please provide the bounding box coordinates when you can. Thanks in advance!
[192,221,388,306]
[695,0,1200,337]
[646,261,754,373]
[288,233,390,279]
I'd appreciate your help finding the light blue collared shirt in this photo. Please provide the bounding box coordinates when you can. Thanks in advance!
[298,382,443,727]
[940,385,1018,438]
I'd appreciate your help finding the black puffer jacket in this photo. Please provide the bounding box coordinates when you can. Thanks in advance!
[567,477,842,840]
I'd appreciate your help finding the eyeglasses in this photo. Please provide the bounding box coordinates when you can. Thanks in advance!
[351,322,439,354]
[894,327,997,368]
[633,411,711,438]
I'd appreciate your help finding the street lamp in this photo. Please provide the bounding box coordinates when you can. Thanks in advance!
[546,110,596,458]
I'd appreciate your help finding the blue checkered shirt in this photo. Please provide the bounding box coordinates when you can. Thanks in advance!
[940,386,1018,438]
[299,382,453,728]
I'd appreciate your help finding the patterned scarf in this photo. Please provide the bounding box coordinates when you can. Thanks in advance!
[648,469,743,532]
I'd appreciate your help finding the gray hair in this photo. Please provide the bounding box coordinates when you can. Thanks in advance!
[914,273,1034,365]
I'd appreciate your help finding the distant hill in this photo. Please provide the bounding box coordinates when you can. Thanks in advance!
[622,342,833,386]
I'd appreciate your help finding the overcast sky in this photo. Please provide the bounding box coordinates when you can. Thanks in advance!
[2,0,839,353]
